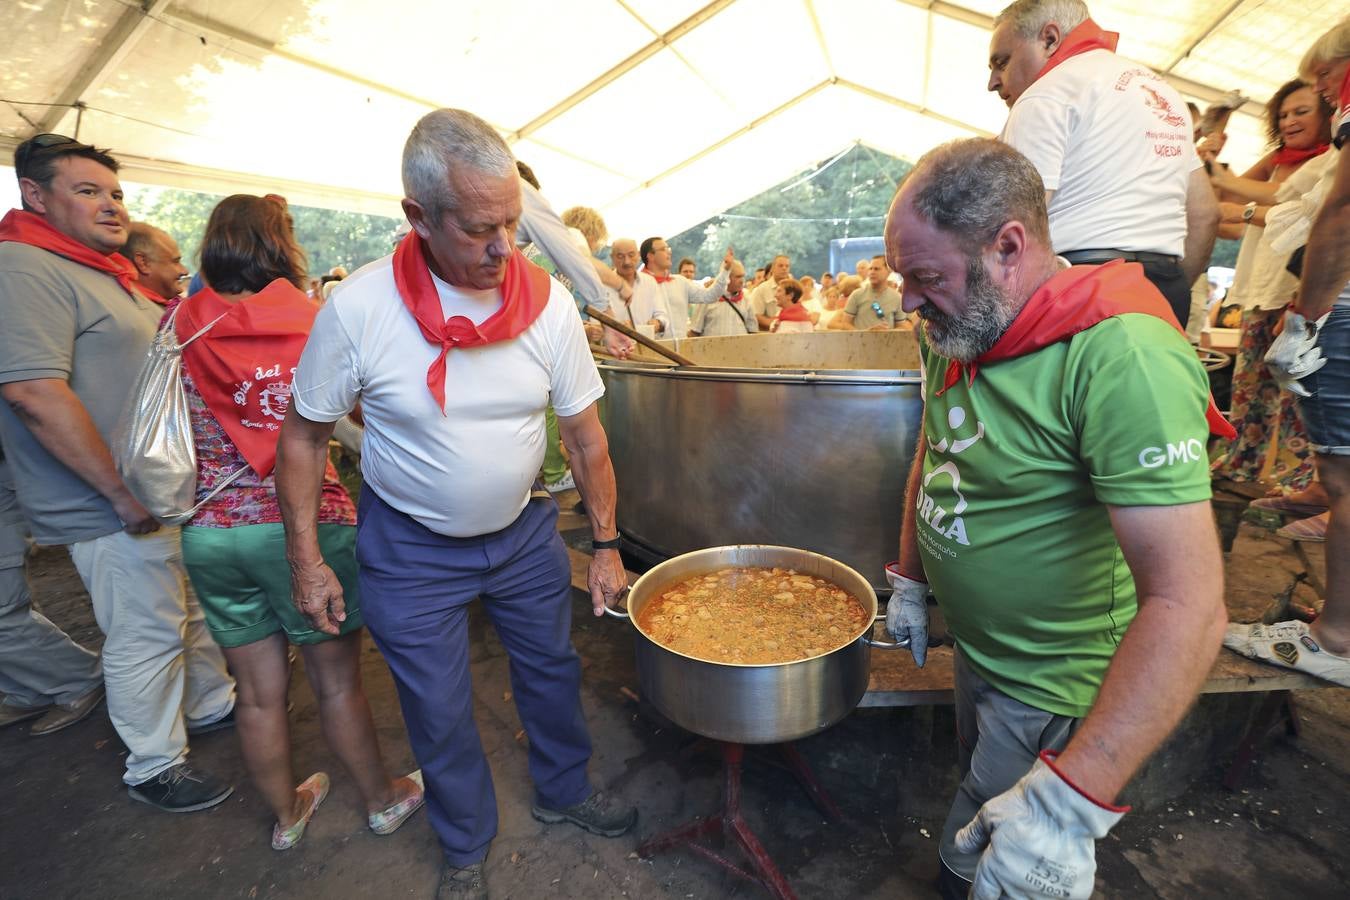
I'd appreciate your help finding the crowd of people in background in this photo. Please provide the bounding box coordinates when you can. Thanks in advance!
[0,1,1347,899]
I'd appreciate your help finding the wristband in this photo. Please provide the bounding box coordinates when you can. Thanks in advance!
[592,537,622,551]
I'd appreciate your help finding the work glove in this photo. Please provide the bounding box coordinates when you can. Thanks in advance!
[884,562,929,668]
[955,751,1128,900]
[1266,310,1330,397]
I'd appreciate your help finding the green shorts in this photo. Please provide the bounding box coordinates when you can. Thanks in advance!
[181,522,363,648]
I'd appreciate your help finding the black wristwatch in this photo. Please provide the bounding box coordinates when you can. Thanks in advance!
[592,536,622,551]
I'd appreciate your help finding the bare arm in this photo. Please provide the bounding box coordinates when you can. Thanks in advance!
[557,402,626,616]
[1295,143,1350,320]
[1052,501,1226,802]
[277,408,343,634]
[828,311,856,331]
[897,437,926,578]
[0,379,156,533]
[1181,168,1221,285]
[681,248,734,305]
[1210,152,1282,205]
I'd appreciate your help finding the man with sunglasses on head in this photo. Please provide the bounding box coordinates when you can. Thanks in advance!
[831,255,909,330]
[0,135,236,811]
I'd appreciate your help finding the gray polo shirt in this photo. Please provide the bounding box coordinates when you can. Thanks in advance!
[845,283,906,329]
[0,242,161,544]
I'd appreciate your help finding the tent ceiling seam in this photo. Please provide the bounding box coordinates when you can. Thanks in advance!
[511,0,739,141]
[35,0,175,135]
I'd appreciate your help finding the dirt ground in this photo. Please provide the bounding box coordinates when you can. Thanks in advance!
[0,507,1346,900]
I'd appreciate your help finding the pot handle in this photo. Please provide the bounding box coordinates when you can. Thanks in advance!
[601,587,631,619]
[862,612,910,650]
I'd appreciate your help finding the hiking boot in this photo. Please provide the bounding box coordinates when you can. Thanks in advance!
[436,862,487,900]
[128,763,234,812]
[531,790,637,837]
[30,685,105,735]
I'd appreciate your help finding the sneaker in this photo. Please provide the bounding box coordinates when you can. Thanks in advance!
[128,763,234,813]
[368,770,426,835]
[0,700,52,729]
[436,862,487,900]
[272,772,331,850]
[531,790,637,837]
[1224,620,1350,687]
[186,707,236,736]
[30,685,105,736]
[545,470,576,493]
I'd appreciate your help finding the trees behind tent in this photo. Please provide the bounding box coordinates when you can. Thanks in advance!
[124,187,403,279]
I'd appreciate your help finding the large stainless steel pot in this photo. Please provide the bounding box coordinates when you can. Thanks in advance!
[607,544,903,745]
[598,330,923,592]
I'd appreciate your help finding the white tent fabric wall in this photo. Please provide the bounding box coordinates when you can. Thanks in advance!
[1,0,1343,235]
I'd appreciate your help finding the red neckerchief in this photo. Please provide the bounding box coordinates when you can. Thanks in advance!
[777,303,812,322]
[644,268,673,284]
[393,232,551,413]
[1034,18,1119,83]
[935,261,1236,440]
[135,284,170,306]
[1272,143,1330,167]
[176,279,318,478]
[0,208,153,301]
[720,291,743,304]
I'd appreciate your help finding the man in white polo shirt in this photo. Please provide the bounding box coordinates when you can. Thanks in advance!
[277,108,635,899]
[986,0,1219,324]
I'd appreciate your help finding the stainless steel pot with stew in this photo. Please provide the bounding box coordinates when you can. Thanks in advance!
[605,545,905,744]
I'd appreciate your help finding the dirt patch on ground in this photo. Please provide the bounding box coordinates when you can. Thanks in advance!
[1,517,1346,898]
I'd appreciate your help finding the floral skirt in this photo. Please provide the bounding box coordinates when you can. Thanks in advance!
[1210,307,1315,490]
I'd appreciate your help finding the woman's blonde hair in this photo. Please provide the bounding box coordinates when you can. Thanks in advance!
[560,206,608,250]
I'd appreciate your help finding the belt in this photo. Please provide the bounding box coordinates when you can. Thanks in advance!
[1061,249,1180,266]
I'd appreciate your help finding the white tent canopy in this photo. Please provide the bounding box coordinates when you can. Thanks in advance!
[1,0,1341,237]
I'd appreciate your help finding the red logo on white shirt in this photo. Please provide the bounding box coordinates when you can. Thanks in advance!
[1140,85,1186,129]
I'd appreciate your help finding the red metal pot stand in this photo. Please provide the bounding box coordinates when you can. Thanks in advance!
[637,740,841,900]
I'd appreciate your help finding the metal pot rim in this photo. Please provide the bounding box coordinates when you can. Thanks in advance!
[613,544,878,668]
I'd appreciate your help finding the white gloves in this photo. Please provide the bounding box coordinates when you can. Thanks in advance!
[955,753,1127,900]
[884,563,929,667]
[1266,311,1330,397]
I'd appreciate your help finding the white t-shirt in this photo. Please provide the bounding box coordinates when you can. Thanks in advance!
[1000,49,1200,257]
[604,271,669,334]
[293,255,603,537]
[653,268,729,338]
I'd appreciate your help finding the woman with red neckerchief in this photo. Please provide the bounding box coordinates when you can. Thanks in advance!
[170,195,423,850]
[1207,81,1335,534]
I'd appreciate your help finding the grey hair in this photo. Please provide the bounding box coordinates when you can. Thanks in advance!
[122,222,167,261]
[903,139,1051,254]
[1300,16,1350,80]
[402,108,516,224]
[994,0,1089,39]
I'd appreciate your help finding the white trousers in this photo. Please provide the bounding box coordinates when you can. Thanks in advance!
[69,527,235,784]
[0,461,102,708]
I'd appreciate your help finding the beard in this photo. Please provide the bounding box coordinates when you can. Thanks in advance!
[917,257,1018,362]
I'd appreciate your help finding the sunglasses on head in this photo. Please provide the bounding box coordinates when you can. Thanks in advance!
[14,133,86,175]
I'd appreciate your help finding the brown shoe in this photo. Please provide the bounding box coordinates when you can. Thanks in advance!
[31,685,105,736]
[0,700,52,729]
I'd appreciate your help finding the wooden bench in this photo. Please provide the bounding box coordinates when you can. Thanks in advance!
[861,642,1324,708]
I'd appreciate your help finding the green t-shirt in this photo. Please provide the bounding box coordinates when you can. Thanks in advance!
[915,313,1212,717]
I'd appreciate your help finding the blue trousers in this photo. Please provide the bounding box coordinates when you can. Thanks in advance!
[356,489,593,865]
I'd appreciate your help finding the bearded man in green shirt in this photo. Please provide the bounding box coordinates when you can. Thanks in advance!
[881,138,1229,900]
